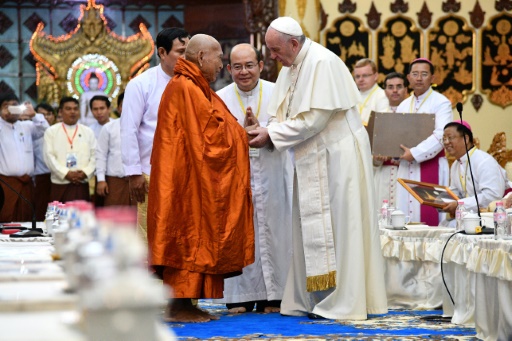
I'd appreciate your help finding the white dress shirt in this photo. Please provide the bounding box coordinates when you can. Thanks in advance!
[43,123,96,184]
[96,119,125,182]
[0,114,49,176]
[120,64,171,176]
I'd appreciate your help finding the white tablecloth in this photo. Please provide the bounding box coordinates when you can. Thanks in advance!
[468,238,512,341]
[380,226,455,309]
[440,232,494,326]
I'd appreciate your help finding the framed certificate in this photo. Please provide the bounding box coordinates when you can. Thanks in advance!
[366,112,436,158]
[397,178,459,209]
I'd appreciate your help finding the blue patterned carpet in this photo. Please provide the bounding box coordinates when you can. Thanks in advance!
[167,300,478,340]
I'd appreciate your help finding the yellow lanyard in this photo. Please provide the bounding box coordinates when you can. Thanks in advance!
[409,88,433,113]
[459,146,477,197]
[234,81,262,119]
[358,85,379,114]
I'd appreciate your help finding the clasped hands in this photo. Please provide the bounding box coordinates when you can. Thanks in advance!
[244,106,270,148]
[65,170,87,185]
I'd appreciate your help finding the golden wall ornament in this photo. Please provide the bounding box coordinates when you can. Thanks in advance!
[376,15,422,83]
[30,0,154,106]
[325,15,370,71]
[481,12,512,108]
[428,15,475,106]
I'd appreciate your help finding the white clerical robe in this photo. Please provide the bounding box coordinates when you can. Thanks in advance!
[267,39,388,320]
[215,79,293,303]
[358,84,389,125]
[449,148,508,212]
[396,88,452,223]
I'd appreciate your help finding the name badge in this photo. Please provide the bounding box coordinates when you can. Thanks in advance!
[249,147,260,158]
[66,153,78,169]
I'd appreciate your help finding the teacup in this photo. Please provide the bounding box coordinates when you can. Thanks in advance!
[463,212,481,234]
[391,210,410,229]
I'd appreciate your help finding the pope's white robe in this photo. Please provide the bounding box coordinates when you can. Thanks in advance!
[266,39,388,320]
[358,84,389,126]
[396,88,452,224]
[216,79,293,303]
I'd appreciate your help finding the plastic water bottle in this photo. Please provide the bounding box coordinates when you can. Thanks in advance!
[379,199,389,228]
[455,200,467,231]
[494,201,506,239]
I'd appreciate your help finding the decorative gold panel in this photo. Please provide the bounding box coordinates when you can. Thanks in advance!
[30,0,154,106]
[376,15,422,83]
[428,15,475,106]
[325,15,370,72]
[481,12,512,108]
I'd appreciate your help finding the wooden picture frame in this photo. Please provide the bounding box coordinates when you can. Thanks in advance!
[397,178,459,209]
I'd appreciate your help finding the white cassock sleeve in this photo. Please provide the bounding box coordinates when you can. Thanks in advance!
[267,108,335,152]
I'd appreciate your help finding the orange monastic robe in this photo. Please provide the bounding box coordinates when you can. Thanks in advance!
[147,58,254,298]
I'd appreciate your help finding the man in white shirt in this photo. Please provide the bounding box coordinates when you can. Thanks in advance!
[216,44,293,314]
[0,94,49,222]
[88,95,111,139]
[121,27,190,243]
[396,58,453,225]
[44,97,96,203]
[33,103,56,220]
[353,58,389,125]
[441,121,508,218]
[373,72,409,210]
[96,93,132,206]
[248,17,387,320]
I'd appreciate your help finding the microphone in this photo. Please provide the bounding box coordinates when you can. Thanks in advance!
[456,102,490,232]
[0,177,43,237]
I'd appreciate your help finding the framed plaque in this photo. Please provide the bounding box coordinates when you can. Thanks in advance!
[366,112,436,158]
[398,178,459,209]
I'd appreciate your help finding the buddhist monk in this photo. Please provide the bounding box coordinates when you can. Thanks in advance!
[147,34,255,323]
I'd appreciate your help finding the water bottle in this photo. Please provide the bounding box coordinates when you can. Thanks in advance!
[494,201,506,239]
[379,199,389,228]
[455,200,467,231]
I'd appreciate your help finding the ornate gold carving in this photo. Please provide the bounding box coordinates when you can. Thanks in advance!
[366,2,381,30]
[470,1,486,29]
[325,15,370,71]
[30,0,153,106]
[417,2,433,29]
[481,12,512,108]
[377,15,422,80]
[297,0,306,20]
[279,0,287,16]
[428,15,475,106]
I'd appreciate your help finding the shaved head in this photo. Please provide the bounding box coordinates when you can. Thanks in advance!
[185,34,224,83]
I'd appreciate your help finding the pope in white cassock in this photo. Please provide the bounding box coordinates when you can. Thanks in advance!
[248,17,388,320]
[396,58,453,226]
[216,44,293,313]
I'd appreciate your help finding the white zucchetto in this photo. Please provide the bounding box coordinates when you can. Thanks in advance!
[269,17,303,36]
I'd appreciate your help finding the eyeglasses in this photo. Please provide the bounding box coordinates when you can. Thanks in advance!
[354,73,375,80]
[442,135,461,143]
[410,72,430,79]
[232,63,257,72]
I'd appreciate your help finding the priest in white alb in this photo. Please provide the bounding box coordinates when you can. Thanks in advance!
[396,58,453,226]
[247,17,388,320]
[216,43,293,313]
